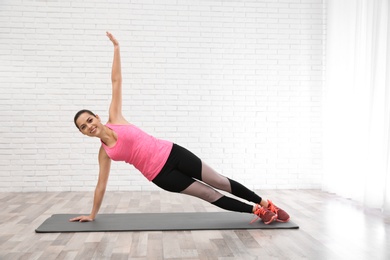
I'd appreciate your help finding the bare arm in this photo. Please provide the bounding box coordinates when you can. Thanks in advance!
[106,32,128,124]
[70,146,111,222]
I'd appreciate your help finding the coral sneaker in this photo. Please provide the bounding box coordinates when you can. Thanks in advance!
[251,204,277,224]
[267,200,290,222]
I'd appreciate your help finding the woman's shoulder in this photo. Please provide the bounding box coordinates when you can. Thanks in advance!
[106,118,130,126]
[106,122,131,126]
[107,114,130,125]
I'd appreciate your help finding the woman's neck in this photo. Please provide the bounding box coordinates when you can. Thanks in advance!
[99,125,117,147]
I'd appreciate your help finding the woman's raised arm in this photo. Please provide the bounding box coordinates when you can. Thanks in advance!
[106,32,127,124]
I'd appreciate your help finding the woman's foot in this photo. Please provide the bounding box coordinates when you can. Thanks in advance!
[251,204,277,224]
[267,200,290,222]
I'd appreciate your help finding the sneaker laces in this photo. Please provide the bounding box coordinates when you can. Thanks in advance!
[250,205,267,224]
[268,200,278,214]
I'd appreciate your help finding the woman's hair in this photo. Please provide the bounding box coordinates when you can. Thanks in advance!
[74,109,96,129]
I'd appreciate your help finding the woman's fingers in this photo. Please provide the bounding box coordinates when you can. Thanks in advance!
[69,216,81,222]
[69,215,83,222]
[69,215,93,222]
[106,31,119,46]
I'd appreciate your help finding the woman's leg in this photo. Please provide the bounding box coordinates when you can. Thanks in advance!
[153,165,254,213]
[200,161,268,207]
[181,178,223,202]
[180,180,254,213]
[199,161,289,222]
[200,162,231,192]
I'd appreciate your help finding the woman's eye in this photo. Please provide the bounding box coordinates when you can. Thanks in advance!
[88,118,93,123]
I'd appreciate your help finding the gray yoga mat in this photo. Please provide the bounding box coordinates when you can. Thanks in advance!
[35,212,299,233]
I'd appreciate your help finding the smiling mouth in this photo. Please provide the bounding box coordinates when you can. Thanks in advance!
[90,127,97,134]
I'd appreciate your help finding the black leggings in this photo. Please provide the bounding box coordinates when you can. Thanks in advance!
[152,144,262,213]
[152,144,201,193]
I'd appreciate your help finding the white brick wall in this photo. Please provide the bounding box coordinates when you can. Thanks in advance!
[0,0,325,192]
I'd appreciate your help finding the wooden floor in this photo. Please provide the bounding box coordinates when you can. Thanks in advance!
[1,189,389,260]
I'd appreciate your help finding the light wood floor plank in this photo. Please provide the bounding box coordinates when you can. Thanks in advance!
[1,190,390,260]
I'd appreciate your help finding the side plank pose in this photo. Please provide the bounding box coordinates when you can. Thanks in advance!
[71,32,290,225]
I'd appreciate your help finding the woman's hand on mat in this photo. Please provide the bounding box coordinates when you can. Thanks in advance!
[106,31,119,47]
[69,215,94,222]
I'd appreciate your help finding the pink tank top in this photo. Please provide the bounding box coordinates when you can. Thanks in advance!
[101,123,173,181]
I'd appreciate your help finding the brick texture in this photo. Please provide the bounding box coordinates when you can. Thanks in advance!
[0,0,325,191]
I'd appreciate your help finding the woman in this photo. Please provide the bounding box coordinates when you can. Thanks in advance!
[70,32,289,225]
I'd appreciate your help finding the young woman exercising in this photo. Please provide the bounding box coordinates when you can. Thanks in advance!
[70,32,289,224]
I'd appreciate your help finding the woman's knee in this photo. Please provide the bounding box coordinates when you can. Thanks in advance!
[201,162,231,191]
[181,181,223,202]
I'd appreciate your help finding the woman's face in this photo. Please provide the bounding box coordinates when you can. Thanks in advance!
[76,112,102,137]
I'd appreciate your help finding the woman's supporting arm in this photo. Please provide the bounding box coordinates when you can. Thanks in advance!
[69,146,111,222]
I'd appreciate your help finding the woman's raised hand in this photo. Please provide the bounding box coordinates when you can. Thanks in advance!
[106,31,119,47]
